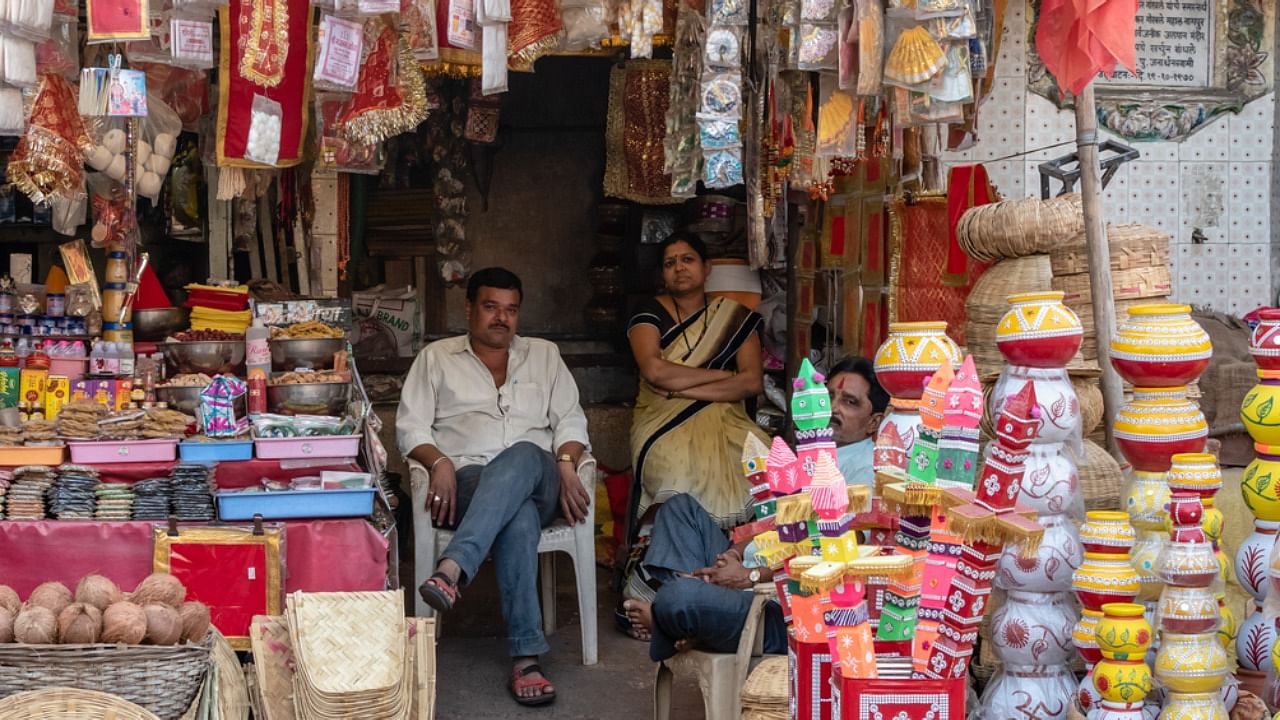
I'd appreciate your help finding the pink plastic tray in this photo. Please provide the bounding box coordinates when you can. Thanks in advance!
[253,435,361,460]
[68,438,178,464]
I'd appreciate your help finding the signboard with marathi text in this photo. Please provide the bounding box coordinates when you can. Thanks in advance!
[1096,0,1213,87]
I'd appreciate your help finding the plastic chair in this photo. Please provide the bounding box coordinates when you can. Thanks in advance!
[652,587,772,720]
[407,454,599,666]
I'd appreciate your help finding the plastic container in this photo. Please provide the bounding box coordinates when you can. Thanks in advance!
[216,488,376,520]
[0,444,66,466]
[179,439,254,462]
[68,438,178,463]
[253,434,360,460]
[48,357,88,380]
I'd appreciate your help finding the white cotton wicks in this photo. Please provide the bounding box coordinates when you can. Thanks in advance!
[153,133,177,159]
[102,129,126,155]
[0,87,23,134]
[104,154,126,181]
[135,139,151,166]
[245,107,281,165]
[147,155,170,177]
[137,171,161,198]
[3,37,35,87]
[85,146,112,171]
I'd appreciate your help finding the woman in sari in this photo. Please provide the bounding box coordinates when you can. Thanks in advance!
[619,233,769,634]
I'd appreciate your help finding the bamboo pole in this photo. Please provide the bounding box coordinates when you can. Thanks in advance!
[1073,84,1124,456]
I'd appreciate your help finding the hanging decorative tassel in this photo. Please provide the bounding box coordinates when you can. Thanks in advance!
[217,167,246,200]
[341,25,431,146]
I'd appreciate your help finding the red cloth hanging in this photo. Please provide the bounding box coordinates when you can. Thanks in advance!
[1035,0,1138,95]
[945,164,996,286]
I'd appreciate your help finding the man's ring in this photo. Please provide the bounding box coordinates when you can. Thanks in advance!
[433,495,441,502]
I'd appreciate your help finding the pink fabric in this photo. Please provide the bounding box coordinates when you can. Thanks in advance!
[44,459,362,488]
[0,519,388,597]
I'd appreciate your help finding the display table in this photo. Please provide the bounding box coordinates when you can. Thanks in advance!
[0,518,388,597]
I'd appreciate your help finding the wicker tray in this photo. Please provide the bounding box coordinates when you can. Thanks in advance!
[0,640,210,720]
[0,688,161,720]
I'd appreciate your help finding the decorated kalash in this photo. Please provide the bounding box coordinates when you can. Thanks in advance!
[747,352,1045,720]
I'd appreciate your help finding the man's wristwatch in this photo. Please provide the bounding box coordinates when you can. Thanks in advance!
[748,568,761,584]
[557,453,574,464]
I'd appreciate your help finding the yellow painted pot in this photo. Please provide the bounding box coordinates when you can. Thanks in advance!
[1092,657,1153,705]
[1217,595,1238,651]
[1154,632,1229,694]
[1166,453,1223,498]
[1241,444,1280,523]
[1073,609,1104,665]
[995,291,1083,368]
[873,322,960,400]
[1073,552,1141,612]
[1096,602,1152,660]
[1109,303,1212,388]
[1114,387,1207,473]
[1158,692,1229,720]
[1242,371,1280,446]
[1124,471,1172,532]
[1079,510,1137,555]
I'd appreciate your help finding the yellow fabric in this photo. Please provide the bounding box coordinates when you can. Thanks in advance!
[629,298,769,527]
[185,283,250,295]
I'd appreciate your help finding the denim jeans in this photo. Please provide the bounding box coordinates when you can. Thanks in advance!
[441,441,560,657]
[642,493,787,662]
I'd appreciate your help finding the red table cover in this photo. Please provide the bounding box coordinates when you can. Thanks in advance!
[833,675,966,719]
[0,519,387,597]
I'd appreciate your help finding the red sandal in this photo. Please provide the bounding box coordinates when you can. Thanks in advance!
[418,572,459,613]
[509,663,556,707]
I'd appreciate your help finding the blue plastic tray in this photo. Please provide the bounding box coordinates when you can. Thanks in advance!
[180,440,255,463]
[216,488,376,520]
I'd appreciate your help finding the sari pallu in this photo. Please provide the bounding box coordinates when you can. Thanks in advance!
[628,296,770,534]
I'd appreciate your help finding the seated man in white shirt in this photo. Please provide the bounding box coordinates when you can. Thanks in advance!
[826,356,889,487]
[396,267,591,708]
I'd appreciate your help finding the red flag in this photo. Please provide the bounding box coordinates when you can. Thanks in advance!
[1035,0,1138,95]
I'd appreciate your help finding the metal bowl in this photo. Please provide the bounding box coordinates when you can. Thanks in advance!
[162,340,246,376]
[133,307,191,341]
[156,384,247,417]
[267,381,350,416]
[270,337,346,371]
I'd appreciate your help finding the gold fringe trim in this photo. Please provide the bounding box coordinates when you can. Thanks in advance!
[509,32,563,72]
[789,554,821,575]
[880,482,941,516]
[847,485,871,514]
[777,494,813,525]
[799,561,846,594]
[874,470,905,498]
[344,36,431,146]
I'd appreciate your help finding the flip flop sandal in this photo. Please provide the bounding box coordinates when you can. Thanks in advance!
[510,664,556,707]
[615,602,650,641]
[418,573,459,613]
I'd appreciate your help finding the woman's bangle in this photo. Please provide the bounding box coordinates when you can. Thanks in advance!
[430,456,452,473]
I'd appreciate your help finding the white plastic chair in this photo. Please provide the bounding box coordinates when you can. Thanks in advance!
[652,586,773,720]
[407,454,599,666]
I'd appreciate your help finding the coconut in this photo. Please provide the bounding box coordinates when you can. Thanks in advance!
[131,573,186,608]
[14,606,57,644]
[27,582,72,616]
[101,601,147,644]
[143,604,182,646]
[0,606,13,642]
[57,603,102,644]
[75,575,123,612]
[179,601,210,643]
[0,585,19,615]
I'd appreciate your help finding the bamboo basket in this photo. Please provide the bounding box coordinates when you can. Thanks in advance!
[0,688,161,720]
[1053,265,1172,306]
[1049,224,1170,276]
[957,193,1084,262]
[1075,377,1104,437]
[964,254,1054,376]
[1080,439,1124,512]
[0,639,210,720]
[1069,295,1170,360]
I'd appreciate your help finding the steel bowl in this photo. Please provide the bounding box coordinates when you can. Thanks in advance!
[162,340,246,376]
[156,384,247,417]
[270,337,346,371]
[133,307,191,341]
[267,381,350,416]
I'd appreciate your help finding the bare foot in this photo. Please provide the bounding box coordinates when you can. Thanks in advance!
[623,600,652,641]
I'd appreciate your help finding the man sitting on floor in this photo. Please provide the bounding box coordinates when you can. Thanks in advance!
[397,267,592,707]
[625,355,884,657]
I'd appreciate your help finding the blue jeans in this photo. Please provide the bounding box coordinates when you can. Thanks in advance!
[441,442,560,658]
[642,494,787,662]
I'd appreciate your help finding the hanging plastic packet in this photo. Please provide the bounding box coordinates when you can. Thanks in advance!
[136,93,181,200]
[816,76,856,156]
[34,13,76,78]
[916,0,964,20]
[797,23,838,70]
[698,72,743,118]
[837,5,854,89]
[314,14,364,92]
[315,93,385,174]
[934,2,976,38]
[87,173,140,250]
[86,0,150,42]
[909,93,963,124]
[169,16,214,68]
[0,86,24,135]
[4,0,55,42]
[560,0,610,50]
[800,0,837,24]
[170,0,220,19]
[50,178,86,235]
[703,27,741,69]
[357,0,398,14]
[699,117,741,150]
[703,149,744,188]
[401,0,440,60]
[2,36,36,87]
[927,42,971,103]
[710,0,748,25]
[855,0,883,96]
[446,0,476,48]
[245,94,283,166]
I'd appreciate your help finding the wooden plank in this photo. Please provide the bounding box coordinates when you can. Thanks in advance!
[259,194,277,284]
[206,167,232,280]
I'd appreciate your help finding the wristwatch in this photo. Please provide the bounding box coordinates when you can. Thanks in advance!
[748,568,761,584]
[557,453,574,464]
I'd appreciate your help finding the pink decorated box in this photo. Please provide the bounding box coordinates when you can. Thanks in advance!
[68,438,178,464]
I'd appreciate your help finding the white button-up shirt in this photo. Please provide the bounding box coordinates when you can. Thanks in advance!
[395,334,591,469]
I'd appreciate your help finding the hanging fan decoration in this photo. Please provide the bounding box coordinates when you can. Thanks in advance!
[884,26,946,86]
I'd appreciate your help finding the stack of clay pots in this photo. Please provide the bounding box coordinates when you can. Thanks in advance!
[873,321,962,459]
[1073,511,1140,715]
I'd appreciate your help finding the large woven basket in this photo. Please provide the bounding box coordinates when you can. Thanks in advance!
[964,254,1054,376]
[1049,223,1170,276]
[1080,439,1124,511]
[0,640,210,720]
[0,688,161,720]
[1075,376,1104,437]
[957,193,1083,262]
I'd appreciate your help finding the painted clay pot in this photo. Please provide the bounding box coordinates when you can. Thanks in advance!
[1079,670,1104,717]
[1080,510,1137,555]
[1096,602,1153,660]
[1218,673,1239,714]
[995,291,1084,368]
[1109,304,1212,388]
[1267,523,1280,595]
[1157,692,1229,720]
[1113,387,1208,473]
[1166,453,1222,500]
[878,399,921,458]
[996,513,1082,593]
[1241,445,1280,522]
[873,322,960,400]
[1074,608,1105,664]
[1250,308,1280,371]
[1154,632,1229,694]
[1234,520,1280,602]
[1215,595,1237,652]
[1093,701,1150,720]
[1166,493,1206,543]
[979,664,1078,720]
[1130,528,1168,602]
[1016,442,1082,518]
[1094,653,1154,706]
[1156,585,1219,635]
[989,590,1076,666]
[1158,540,1221,588]
[1241,372,1280,446]
[990,366,1080,445]
[1235,603,1275,672]
[1074,552,1141,611]
[1125,471,1172,532]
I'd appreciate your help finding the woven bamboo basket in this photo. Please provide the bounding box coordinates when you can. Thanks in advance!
[1049,224,1170,276]
[1075,376,1104,437]
[1053,265,1172,306]
[964,254,1054,376]
[957,193,1084,262]
[1069,295,1170,360]
[211,631,250,720]
[1080,439,1124,511]
[0,639,210,720]
[0,688,161,720]
[742,656,788,714]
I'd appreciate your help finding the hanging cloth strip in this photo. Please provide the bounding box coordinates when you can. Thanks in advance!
[944,163,995,286]
[475,0,510,94]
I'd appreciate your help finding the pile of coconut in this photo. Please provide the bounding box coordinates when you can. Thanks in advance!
[0,573,210,646]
